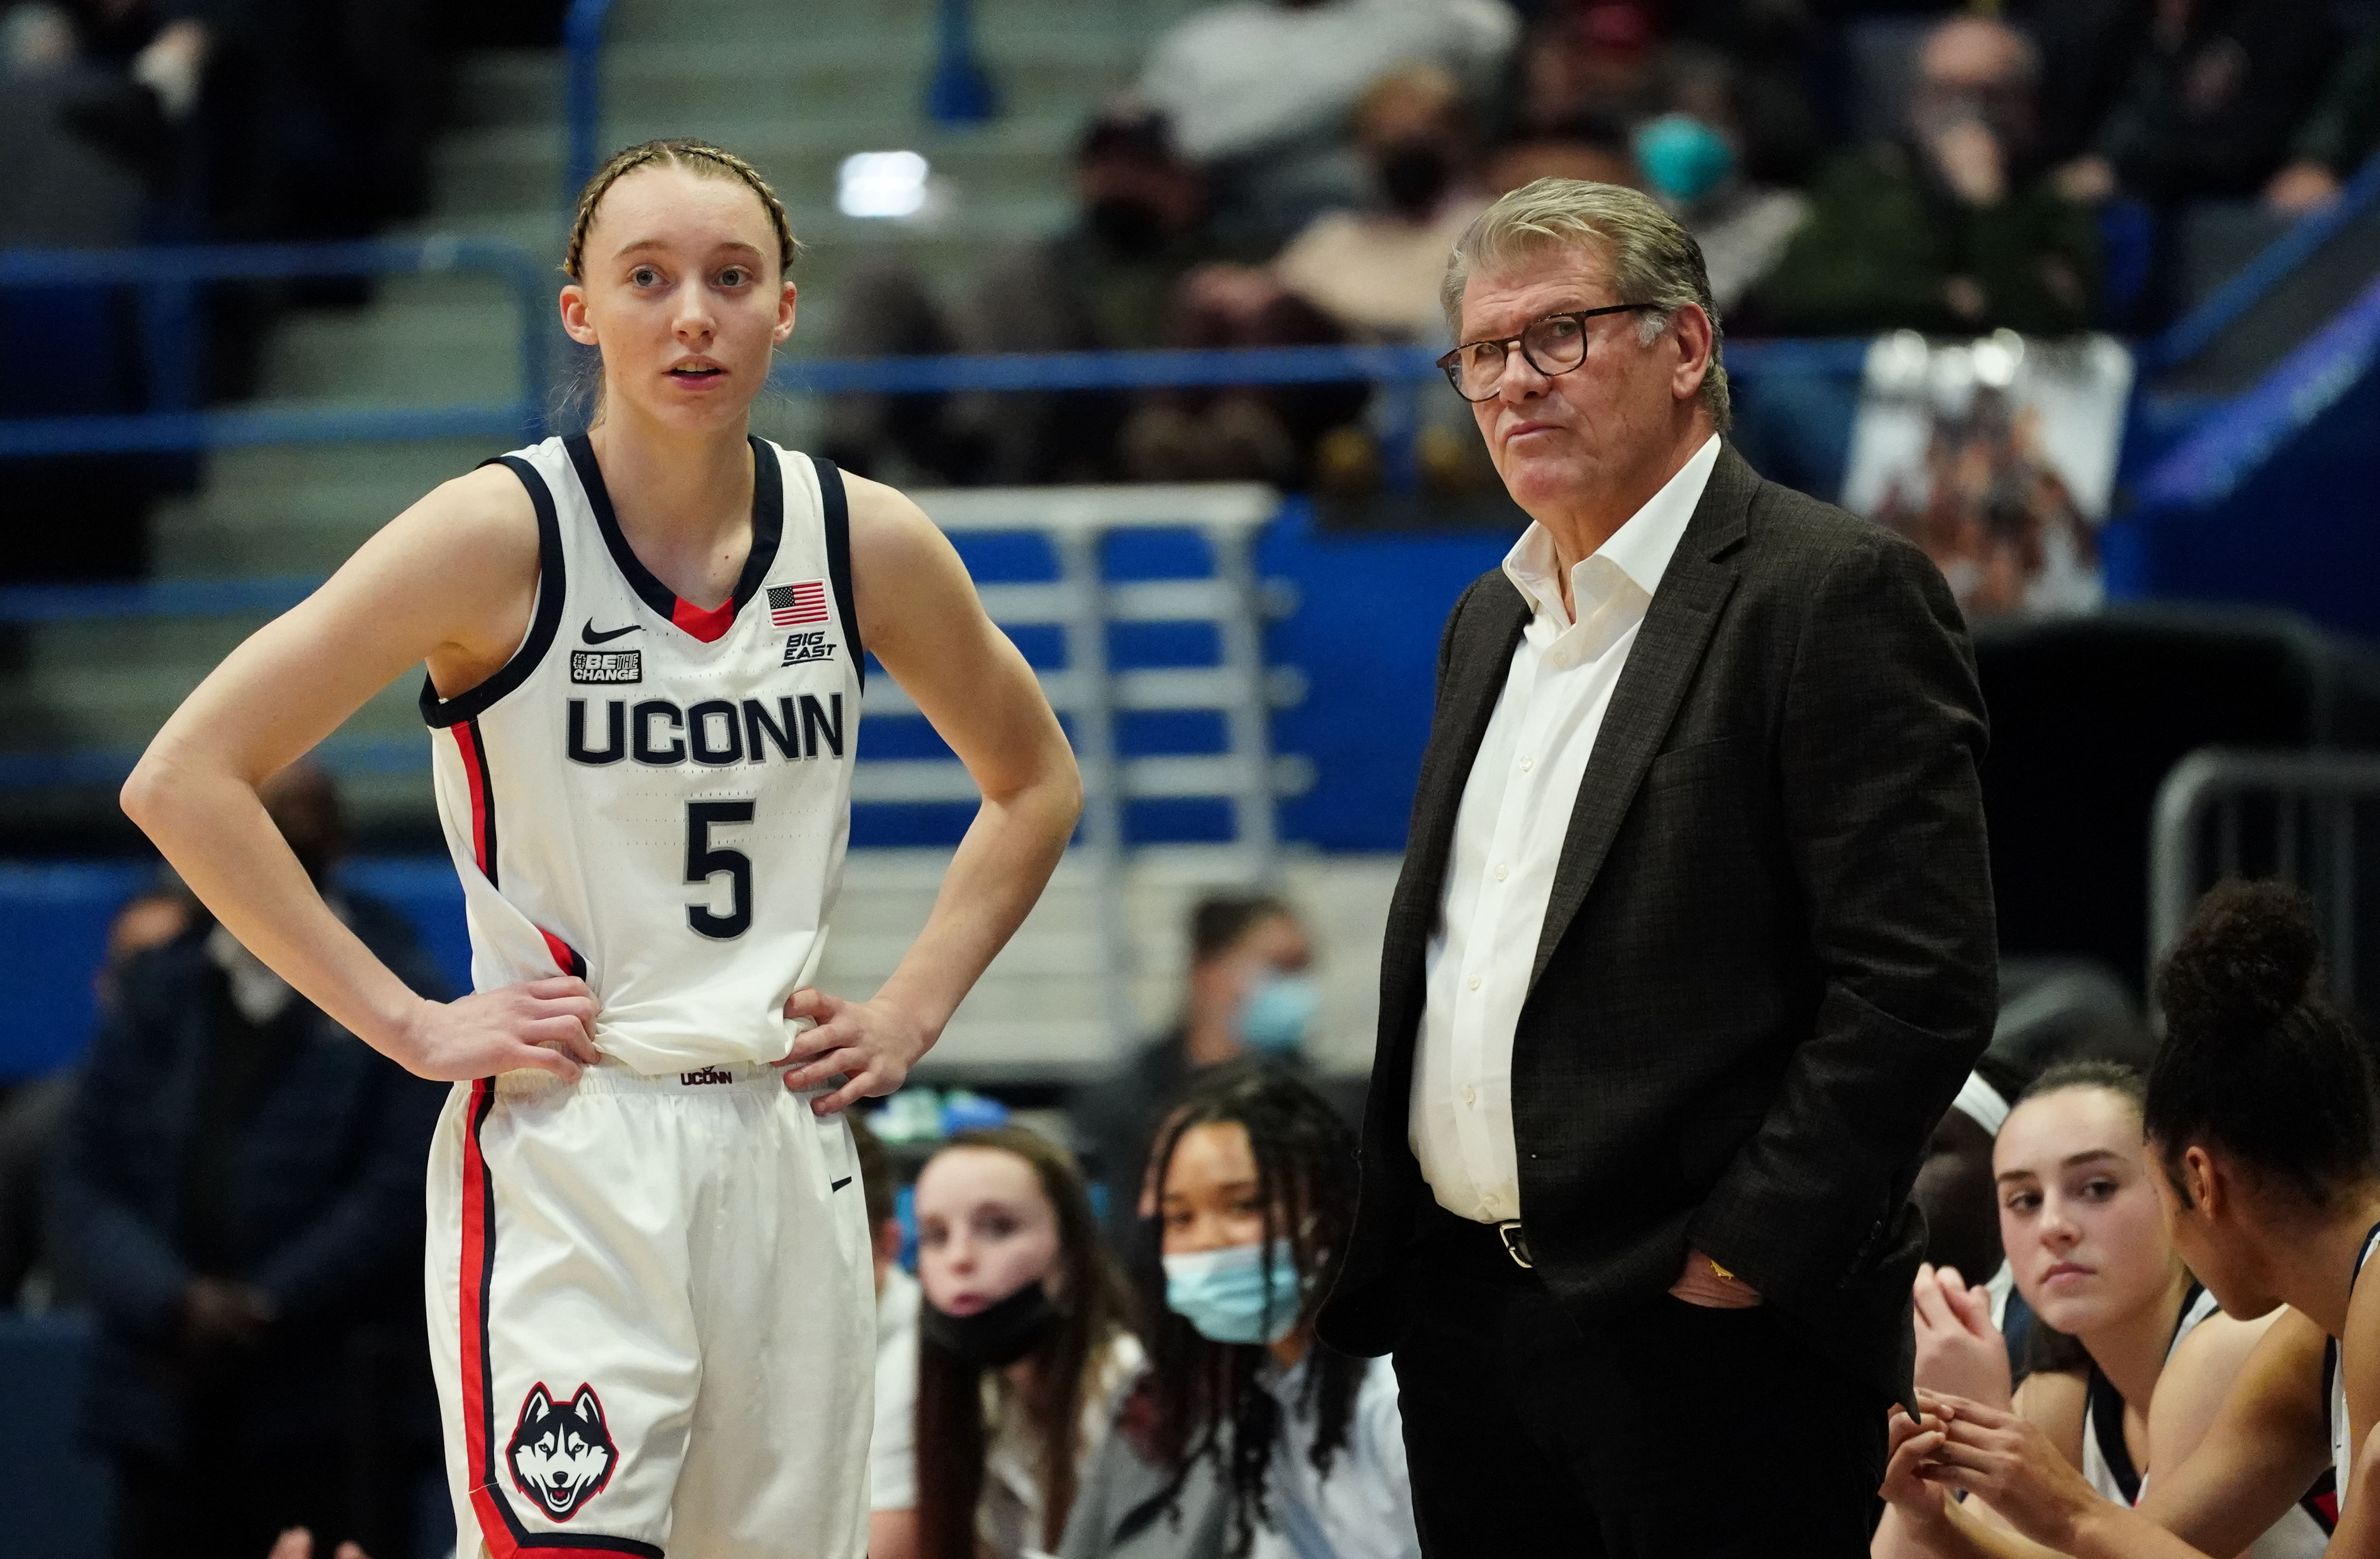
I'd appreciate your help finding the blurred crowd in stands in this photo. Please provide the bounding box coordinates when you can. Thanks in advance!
[826,0,2380,501]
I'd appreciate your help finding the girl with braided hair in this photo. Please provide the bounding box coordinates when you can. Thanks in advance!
[121,139,1080,1557]
[1097,1060,1417,1559]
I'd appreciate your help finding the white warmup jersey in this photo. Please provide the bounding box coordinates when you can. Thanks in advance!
[424,431,865,1074]
[421,433,875,1559]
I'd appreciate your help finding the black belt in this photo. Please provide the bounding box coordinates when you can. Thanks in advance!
[1424,1200,1542,1287]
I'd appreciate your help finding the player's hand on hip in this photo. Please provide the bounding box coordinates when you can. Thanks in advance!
[395,976,601,1081]
[780,987,930,1114]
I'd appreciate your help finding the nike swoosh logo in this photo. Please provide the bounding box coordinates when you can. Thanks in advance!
[830,1177,852,1192]
[581,619,642,644]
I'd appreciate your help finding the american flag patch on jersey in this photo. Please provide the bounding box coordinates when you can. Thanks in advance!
[768,581,829,627]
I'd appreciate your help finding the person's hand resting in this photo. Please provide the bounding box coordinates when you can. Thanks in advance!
[780,989,934,1114]
[1877,1403,1956,1537]
[1911,1389,2104,1550]
[1669,1246,1762,1308]
[1913,1261,2012,1409]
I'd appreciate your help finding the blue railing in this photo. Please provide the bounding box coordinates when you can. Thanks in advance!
[0,238,555,458]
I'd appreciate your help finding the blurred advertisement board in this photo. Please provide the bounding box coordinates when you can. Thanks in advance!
[1842,331,2133,618]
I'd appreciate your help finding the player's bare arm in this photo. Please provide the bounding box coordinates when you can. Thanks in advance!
[119,464,601,1082]
[779,473,1082,1112]
[2135,1307,2331,1554]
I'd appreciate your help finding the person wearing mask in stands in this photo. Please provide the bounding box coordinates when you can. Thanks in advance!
[1875,1058,2329,1558]
[1751,15,2101,338]
[0,881,193,1308]
[912,1127,1143,1559]
[53,761,449,1559]
[1071,896,1323,1249]
[1881,880,2380,1558]
[1275,65,1491,346]
[857,1113,925,1559]
[1130,1062,1418,1559]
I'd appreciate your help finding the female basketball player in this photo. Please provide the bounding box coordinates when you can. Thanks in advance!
[1879,881,2380,1559]
[120,140,1082,1559]
[1875,1061,2324,1557]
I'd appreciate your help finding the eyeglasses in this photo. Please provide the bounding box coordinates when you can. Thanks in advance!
[1436,304,1659,402]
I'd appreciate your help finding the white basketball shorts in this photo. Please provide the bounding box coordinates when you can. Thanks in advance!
[425,1059,874,1559]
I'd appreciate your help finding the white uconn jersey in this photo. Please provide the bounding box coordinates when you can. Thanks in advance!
[423,433,863,1074]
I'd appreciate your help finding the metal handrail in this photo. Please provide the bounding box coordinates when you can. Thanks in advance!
[0,238,555,457]
[2147,747,2380,1004]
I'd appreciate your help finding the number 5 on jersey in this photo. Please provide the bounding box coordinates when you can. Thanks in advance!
[685,801,754,939]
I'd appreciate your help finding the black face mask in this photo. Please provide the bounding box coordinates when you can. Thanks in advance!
[1376,141,1453,217]
[921,1280,1059,1368]
[1086,196,1168,257]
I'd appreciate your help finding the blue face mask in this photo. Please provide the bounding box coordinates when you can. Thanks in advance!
[1163,1240,1306,1345]
[1237,973,1318,1055]
[1633,113,1735,206]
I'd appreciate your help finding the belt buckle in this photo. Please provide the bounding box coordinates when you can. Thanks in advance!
[1495,1219,1533,1270]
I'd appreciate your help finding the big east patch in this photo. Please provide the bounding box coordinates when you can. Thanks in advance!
[508,1382,616,1520]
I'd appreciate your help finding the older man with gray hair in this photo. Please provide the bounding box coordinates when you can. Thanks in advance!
[1316,179,1999,1553]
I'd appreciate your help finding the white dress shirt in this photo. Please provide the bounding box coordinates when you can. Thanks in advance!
[1410,434,1722,1223]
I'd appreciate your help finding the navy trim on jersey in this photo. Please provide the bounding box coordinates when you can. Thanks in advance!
[2087,1281,2205,1504]
[565,433,784,637]
[812,456,865,692]
[421,454,568,729]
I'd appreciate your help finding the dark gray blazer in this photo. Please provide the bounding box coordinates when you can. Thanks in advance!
[1315,443,1998,1406]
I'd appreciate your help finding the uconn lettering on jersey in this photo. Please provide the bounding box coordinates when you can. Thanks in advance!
[567,694,845,767]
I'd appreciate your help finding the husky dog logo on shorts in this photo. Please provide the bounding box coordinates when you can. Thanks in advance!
[507,1382,617,1520]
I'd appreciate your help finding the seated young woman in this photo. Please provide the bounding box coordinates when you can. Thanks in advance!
[1067,1061,1418,1559]
[1879,880,2380,1559]
[1874,1058,2322,1557]
[904,1126,1143,1559]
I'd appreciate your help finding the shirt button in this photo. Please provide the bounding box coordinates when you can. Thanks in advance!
[1552,650,1573,668]
[1466,974,1481,991]
[1494,864,1510,881]
[1519,755,1534,771]
[1461,1084,1478,1106]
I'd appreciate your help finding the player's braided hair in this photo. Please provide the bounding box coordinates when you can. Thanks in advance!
[562,138,798,282]
[1129,1061,1365,1559]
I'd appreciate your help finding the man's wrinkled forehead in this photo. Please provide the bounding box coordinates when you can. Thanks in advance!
[1459,240,1619,340]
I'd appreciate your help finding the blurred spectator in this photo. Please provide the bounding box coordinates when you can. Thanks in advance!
[824,101,1238,486]
[855,1114,923,1559]
[0,882,194,1307]
[1635,47,1808,310]
[1275,66,1492,344]
[1660,0,1825,186]
[1516,1,1660,136]
[1750,16,2099,336]
[1481,111,1640,195]
[909,1127,1141,1559]
[1911,1053,2038,1366]
[52,762,449,1559]
[2266,26,2380,216]
[1071,895,1326,1248]
[2055,0,2340,211]
[1118,265,1370,486]
[1137,0,1516,248]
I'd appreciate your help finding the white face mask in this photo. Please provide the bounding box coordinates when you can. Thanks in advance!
[206,923,292,1025]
